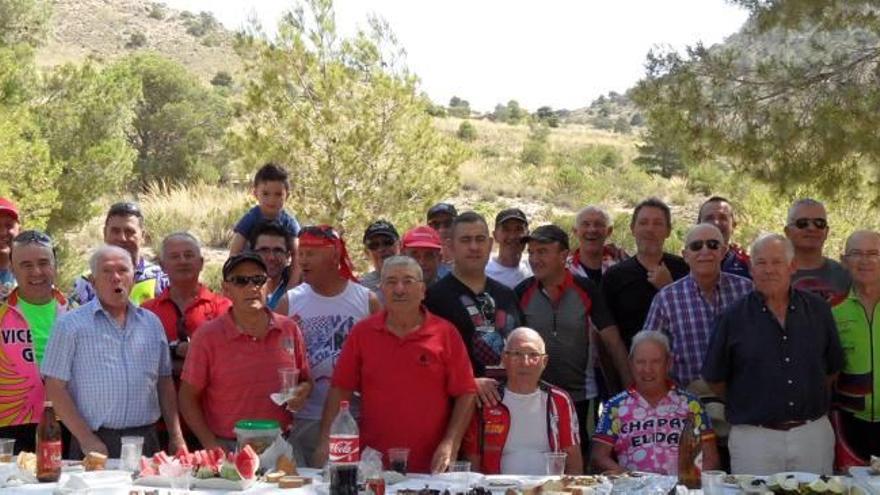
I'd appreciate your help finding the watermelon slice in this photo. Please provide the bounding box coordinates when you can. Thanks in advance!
[234,445,260,479]
[139,457,158,477]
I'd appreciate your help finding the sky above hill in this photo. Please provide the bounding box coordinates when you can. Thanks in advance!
[163,0,750,112]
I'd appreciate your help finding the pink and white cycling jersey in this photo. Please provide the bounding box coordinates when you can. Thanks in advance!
[594,384,714,475]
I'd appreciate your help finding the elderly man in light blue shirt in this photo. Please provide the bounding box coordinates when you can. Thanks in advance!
[42,245,184,458]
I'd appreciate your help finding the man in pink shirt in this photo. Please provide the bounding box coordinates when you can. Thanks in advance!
[179,253,313,449]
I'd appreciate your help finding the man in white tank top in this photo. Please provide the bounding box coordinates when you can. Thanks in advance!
[276,225,380,466]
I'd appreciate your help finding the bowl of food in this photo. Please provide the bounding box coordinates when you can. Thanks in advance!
[233,419,281,455]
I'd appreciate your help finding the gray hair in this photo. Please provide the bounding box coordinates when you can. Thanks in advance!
[505,327,546,353]
[160,231,202,260]
[749,232,795,263]
[629,330,671,358]
[89,244,133,274]
[575,205,611,226]
[786,198,826,226]
[684,223,724,244]
[380,255,423,281]
[845,230,880,253]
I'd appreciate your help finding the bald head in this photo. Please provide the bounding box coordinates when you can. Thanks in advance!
[685,223,724,245]
[505,327,546,354]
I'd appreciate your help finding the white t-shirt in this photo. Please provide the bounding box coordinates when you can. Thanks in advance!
[485,257,533,289]
[286,281,372,420]
[500,388,551,475]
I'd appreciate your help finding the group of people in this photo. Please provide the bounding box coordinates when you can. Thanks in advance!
[0,162,878,478]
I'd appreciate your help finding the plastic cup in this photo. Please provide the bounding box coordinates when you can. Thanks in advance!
[279,367,300,397]
[701,470,725,495]
[387,448,409,475]
[0,438,13,462]
[447,461,472,486]
[545,452,567,475]
[120,436,144,472]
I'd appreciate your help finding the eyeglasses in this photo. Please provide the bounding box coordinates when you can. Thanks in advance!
[366,237,395,251]
[792,218,828,230]
[428,219,453,230]
[687,239,722,251]
[844,250,880,261]
[107,201,144,219]
[254,246,289,258]
[503,350,546,361]
[225,274,268,287]
[13,230,53,246]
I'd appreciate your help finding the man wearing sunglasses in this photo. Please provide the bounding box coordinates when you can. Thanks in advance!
[179,253,313,451]
[643,224,752,469]
[72,202,168,306]
[278,225,379,466]
[0,230,70,452]
[0,198,21,302]
[43,245,185,458]
[359,220,401,295]
[784,198,851,305]
[427,202,457,266]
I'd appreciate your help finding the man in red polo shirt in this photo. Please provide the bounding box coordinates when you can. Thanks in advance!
[315,255,477,473]
[179,253,313,450]
[143,232,231,378]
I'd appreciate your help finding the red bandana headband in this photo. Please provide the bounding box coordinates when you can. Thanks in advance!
[299,225,358,282]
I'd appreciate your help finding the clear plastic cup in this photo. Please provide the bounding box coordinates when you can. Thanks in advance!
[120,436,144,472]
[0,438,14,462]
[545,452,567,475]
[387,448,409,475]
[701,470,725,495]
[279,367,299,397]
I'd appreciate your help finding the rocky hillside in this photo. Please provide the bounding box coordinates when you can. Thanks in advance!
[37,0,241,82]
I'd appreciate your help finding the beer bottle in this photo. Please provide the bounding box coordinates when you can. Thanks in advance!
[677,412,701,489]
[36,401,62,482]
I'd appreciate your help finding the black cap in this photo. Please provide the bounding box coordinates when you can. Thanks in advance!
[522,224,569,250]
[495,208,528,228]
[222,253,267,279]
[426,202,457,220]
[362,220,399,243]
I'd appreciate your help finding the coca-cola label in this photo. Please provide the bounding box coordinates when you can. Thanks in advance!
[329,434,359,462]
[38,440,62,470]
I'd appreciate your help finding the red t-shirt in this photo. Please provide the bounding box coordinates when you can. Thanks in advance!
[142,285,231,344]
[181,310,311,439]
[332,309,477,473]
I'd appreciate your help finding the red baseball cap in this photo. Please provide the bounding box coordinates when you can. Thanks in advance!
[402,225,442,250]
[0,198,19,221]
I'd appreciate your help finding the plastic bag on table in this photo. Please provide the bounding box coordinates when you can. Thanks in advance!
[260,435,294,473]
[359,447,383,480]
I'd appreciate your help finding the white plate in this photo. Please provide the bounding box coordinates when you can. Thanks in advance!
[850,467,880,495]
[771,471,819,483]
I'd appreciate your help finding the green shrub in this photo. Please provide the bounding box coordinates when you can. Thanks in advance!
[125,31,147,49]
[456,121,477,142]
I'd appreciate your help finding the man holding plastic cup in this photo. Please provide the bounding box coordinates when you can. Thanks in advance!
[178,253,313,450]
[462,327,582,475]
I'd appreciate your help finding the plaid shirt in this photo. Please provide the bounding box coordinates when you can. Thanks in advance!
[643,273,752,385]
[41,298,172,430]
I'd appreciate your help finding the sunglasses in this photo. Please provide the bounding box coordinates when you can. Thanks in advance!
[792,218,828,230]
[225,274,268,287]
[13,230,53,246]
[254,246,288,258]
[687,239,722,251]
[366,237,395,251]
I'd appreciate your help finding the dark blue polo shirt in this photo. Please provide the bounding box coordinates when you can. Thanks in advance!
[701,288,844,426]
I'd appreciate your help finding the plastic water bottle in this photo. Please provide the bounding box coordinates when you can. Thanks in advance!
[329,401,359,495]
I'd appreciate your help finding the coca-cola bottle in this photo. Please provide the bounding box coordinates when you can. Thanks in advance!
[36,401,62,482]
[329,400,359,495]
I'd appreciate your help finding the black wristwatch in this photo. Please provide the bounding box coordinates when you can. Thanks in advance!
[169,342,180,358]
